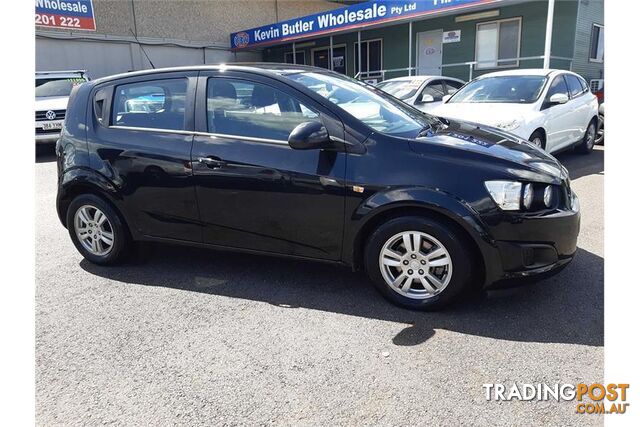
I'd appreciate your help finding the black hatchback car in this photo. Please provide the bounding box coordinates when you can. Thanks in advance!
[56,64,580,310]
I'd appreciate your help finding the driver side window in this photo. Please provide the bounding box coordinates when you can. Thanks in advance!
[207,78,319,141]
[545,75,569,103]
[421,80,445,102]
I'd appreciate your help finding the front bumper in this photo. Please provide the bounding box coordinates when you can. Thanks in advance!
[36,132,61,144]
[482,190,580,289]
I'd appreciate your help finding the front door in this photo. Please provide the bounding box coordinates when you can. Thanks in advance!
[191,71,346,260]
[416,30,443,76]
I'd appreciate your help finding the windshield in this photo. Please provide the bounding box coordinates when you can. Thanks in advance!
[36,76,86,98]
[281,71,438,137]
[448,76,546,104]
[376,79,424,100]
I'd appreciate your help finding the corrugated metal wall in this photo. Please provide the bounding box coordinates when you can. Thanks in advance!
[572,0,604,82]
[35,0,339,78]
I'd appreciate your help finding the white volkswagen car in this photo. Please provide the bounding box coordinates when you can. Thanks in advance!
[432,69,599,154]
[376,76,465,113]
[36,70,89,144]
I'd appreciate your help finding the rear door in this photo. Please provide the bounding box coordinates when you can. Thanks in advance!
[89,72,201,241]
[191,70,346,260]
[564,74,592,141]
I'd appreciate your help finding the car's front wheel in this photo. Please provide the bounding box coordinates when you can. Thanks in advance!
[364,216,475,310]
[66,194,130,265]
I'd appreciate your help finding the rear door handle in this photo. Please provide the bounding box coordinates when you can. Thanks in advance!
[198,157,226,169]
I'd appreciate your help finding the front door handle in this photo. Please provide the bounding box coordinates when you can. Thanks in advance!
[198,157,226,169]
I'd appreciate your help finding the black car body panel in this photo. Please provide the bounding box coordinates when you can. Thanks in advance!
[56,64,580,289]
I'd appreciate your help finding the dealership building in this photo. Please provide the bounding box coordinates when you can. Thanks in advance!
[37,0,603,86]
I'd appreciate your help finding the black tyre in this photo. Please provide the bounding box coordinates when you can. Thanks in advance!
[364,216,475,310]
[66,194,130,265]
[528,130,546,150]
[595,116,604,145]
[576,120,597,154]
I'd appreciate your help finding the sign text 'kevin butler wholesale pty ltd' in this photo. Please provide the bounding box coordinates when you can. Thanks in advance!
[230,0,492,49]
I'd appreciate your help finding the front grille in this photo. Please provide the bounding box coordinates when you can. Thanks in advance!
[35,109,66,121]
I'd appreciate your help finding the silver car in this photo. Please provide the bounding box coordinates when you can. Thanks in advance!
[376,75,465,113]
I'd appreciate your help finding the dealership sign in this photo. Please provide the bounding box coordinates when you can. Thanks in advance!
[230,0,495,49]
[35,0,96,31]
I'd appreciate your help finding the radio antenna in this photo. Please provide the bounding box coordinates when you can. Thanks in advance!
[129,28,155,69]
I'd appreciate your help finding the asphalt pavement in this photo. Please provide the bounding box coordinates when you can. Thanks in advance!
[36,145,604,426]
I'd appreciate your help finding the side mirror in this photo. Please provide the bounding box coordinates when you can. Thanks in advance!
[549,93,569,104]
[416,93,435,104]
[288,121,330,150]
[442,94,452,103]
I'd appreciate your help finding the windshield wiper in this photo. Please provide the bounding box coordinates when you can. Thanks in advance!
[417,118,448,137]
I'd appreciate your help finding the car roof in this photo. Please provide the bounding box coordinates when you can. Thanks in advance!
[36,70,87,78]
[379,75,464,83]
[475,68,582,79]
[91,63,326,85]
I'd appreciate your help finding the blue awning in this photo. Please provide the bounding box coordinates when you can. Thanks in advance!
[230,0,503,50]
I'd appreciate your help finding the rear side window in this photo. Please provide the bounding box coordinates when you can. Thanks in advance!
[565,75,585,98]
[206,78,319,141]
[111,78,187,131]
[545,75,569,101]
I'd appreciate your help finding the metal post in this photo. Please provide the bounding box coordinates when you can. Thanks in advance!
[292,42,296,64]
[543,0,555,69]
[408,21,412,76]
[469,63,473,81]
[357,31,361,79]
[330,36,334,71]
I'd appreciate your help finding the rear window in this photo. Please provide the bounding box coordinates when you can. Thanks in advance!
[111,78,187,131]
[36,77,86,98]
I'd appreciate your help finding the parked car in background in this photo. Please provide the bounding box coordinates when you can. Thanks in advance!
[596,102,604,145]
[36,70,89,144]
[432,69,599,154]
[56,64,579,310]
[376,76,465,113]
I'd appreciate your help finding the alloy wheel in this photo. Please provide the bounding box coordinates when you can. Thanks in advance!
[379,231,453,300]
[586,123,596,149]
[74,205,115,256]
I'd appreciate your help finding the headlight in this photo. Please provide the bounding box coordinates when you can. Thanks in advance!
[485,181,522,211]
[543,185,553,207]
[494,118,522,132]
[523,183,533,209]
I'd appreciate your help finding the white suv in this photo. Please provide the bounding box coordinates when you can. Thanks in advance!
[433,69,599,154]
[35,70,89,144]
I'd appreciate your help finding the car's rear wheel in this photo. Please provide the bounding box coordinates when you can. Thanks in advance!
[66,194,130,265]
[595,116,604,145]
[364,216,475,310]
[576,120,597,154]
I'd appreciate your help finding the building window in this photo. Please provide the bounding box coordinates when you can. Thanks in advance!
[311,45,347,74]
[589,24,604,62]
[475,17,521,69]
[284,51,305,65]
[355,39,383,79]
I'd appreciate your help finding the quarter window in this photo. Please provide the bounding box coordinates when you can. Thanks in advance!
[206,78,319,141]
[111,79,187,131]
[589,24,604,62]
[475,18,521,69]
